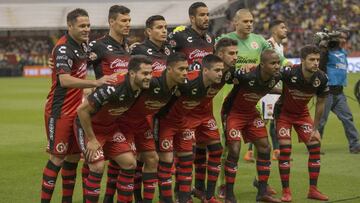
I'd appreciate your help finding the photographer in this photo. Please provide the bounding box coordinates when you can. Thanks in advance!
[318,29,360,154]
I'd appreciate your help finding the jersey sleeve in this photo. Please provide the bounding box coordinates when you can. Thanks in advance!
[87,85,117,111]
[53,45,74,75]
[88,40,104,65]
[260,36,272,51]
[130,44,147,55]
[168,26,186,50]
[316,75,329,98]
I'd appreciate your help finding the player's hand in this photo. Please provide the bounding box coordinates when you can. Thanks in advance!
[240,64,257,73]
[308,129,321,143]
[48,57,54,69]
[96,75,117,86]
[85,139,101,162]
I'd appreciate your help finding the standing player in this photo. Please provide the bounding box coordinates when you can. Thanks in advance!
[190,38,238,203]
[260,19,292,160]
[168,1,214,65]
[76,56,152,203]
[276,45,329,202]
[129,14,175,202]
[40,8,114,203]
[216,8,273,197]
[81,5,132,202]
[156,55,224,203]
[118,53,188,203]
[168,2,215,197]
[222,50,282,203]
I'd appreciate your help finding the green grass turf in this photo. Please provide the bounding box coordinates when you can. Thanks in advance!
[0,74,359,203]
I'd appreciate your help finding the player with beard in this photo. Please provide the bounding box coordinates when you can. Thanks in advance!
[76,5,133,202]
[117,53,188,203]
[221,50,282,203]
[40,9,115,203]
[187,38,238,203]
[75,56,152,203]
[168,1,214,66]
[275,45,329,202]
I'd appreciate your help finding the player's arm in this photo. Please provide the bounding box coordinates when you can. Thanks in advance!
[313,96,326,131]
[54,45,116,88]
[77,98,100,161]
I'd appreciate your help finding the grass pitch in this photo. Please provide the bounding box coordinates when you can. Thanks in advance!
[0,74,359,202]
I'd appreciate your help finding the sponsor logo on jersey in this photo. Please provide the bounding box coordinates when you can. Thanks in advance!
[144,130,153,139]
[182,129,195,140]
[112,132,126,143]
[189,49,211,60]
[107,45,114,51]
[108,107,129,116]
[207,119,218,130]
[110,58,129,69]
[58,46,66,54]
[300,124,313,134]
[152,61,166,72]
[92,149,104,161]
[164,47,171,56]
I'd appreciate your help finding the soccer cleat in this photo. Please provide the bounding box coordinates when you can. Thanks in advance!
[307,186,329,201]
[253,178,277,195]
[224,198,237,203]
[350,144,360,154]
[217,184,225,199]
[203,196,222,203]
[281,188,292,202]
[256,194,281,202]
[244,150,255,162]
[192,187,206,201]
[272,149,280,160]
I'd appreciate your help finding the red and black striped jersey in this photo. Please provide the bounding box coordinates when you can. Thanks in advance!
[157,70,209,123]
[87,74,141,127]
[168,26,214,65]
[89,35,130,78]
[131,39,174,77]
[45,34,88,118]
[278,65,329,115]
[223,66,282,116]
[118,70,178,126]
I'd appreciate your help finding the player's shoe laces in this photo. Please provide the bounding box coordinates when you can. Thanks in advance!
[272,149,280,160]
[281,187,292,202]
[217,184,225,199]
[244,150,255,162]
[253,178,277,195]
[192,187,206,201]
[307,186,328,201]
[202,196,221,203]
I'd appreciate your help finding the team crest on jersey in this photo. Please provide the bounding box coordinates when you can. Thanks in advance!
[251,41,259,49]
[169,39,176,47]
[205,34,212,43]
[313,77,321,87]
[207,119,218,130]
[56,142,68,153]
[161,139,173,150]
[278,127,290,138]
[229,128,242,139]
[253,118,265,128]
[164,47,171,56]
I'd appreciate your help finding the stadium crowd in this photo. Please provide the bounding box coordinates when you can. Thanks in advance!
[1,0,359,72]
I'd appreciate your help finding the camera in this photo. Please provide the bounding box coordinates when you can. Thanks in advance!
[313,28,341,48]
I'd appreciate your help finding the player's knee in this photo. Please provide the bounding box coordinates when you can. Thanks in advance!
[228,142,240,158]
[64,153,81,163]
[89,161,105,174]
[144,153,159,169]
[49,154,65,166]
